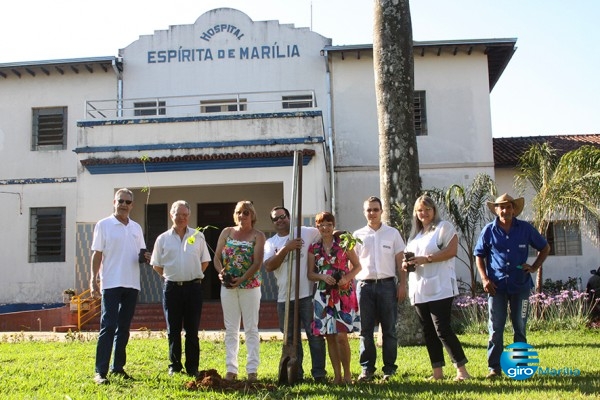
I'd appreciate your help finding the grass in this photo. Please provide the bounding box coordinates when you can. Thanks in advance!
[0,330,598,399]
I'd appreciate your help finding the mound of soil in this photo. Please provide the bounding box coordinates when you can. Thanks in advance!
[185,369,277,392]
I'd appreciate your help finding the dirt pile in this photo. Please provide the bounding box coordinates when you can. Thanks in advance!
[185,369,277,392]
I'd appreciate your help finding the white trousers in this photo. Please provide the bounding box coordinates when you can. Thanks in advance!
[220,286,261,374]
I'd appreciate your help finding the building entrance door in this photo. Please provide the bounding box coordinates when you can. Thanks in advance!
[197,202,237,300]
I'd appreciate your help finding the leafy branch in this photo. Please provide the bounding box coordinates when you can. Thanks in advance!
[187,225,218,245]
[339,232,363,252]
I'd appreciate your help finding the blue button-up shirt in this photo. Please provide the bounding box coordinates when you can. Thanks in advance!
[474,217,548,294]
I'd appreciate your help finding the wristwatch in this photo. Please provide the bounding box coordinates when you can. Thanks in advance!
[427,254,433,263]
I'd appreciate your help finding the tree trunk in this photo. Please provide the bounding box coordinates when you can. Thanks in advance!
[373,0,424,345]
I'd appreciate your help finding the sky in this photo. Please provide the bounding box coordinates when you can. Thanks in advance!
[1,0,598,138]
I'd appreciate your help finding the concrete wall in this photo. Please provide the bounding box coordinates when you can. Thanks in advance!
[331,50,495,231]
[0,69,116,304]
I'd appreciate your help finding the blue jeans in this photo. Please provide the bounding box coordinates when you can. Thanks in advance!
[356,279,398,375]
[277,296,326,379]
[487,289,531,372]
[163,280,203,375]
[95,287,139,375]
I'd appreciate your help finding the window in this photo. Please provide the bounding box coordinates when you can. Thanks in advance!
[145,203,168,252]
[528,220,582,257]
[32,107,67,150]
[201,99,246,113]
[547,220,582,256]
[29,207,66,262]
[413,90,427,136]
[282,95,314,109]
[134,101,166,116]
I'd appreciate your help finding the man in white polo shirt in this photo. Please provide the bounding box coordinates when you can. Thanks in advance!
[90,188,147,385]
[353,196,406,382]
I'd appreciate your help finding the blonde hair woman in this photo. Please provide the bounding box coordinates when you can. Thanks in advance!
[213,201,265,382]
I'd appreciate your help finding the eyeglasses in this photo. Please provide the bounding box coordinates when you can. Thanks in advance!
[271,214,287,222]
[365,208,381,213]
[117,199,132,205]
[236,210,250,216]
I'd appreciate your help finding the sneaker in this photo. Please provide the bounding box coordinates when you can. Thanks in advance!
[314,376,327,384]
[247,372,258,382]
[93,373,109,385]
[382,374,392,382]
[168,366,182,376]
[111,370,133,380]
[357,371,374,382]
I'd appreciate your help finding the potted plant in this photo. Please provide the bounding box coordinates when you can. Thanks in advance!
[62,288,76,303]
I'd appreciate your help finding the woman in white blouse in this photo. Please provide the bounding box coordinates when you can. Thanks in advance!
[403,195,471,382]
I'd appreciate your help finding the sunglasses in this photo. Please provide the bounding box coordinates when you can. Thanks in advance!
[271,214,287,222]
[117,199,132,205]
[236,210,250,216]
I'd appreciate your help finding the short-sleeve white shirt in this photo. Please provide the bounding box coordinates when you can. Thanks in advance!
[91,215,146,291]
[405,220,459,305]
[150,226,211,282]
[264,226,320,302]
[353,223,405,280]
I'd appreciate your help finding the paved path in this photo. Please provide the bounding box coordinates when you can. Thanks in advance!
[0,329,286,342]
[1,329,361,342]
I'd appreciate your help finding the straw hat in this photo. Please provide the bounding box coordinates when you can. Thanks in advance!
[486,193,525,217]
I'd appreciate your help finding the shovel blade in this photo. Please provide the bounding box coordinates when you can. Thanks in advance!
[287,355,299,385]
[278,354,291,385]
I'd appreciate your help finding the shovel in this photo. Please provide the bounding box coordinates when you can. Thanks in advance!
[278,150,303,385]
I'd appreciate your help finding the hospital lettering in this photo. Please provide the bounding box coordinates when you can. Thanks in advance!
[200,24,244,41]
[147,44,300,63]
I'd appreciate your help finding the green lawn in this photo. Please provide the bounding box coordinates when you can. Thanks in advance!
[0,330,598,399]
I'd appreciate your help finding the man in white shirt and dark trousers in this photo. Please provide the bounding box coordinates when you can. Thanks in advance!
[353,196,407,382]
[264,206,327,383]
[151,200,211,378]
[90,188,147,385]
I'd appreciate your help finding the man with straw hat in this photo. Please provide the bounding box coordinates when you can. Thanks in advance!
[474,193,550,379]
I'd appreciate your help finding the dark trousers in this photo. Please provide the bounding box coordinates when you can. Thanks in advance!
[277,296,327,379]
[95,287,139,375]
[163,280,203,375]
[356,279,398,375]
[414,297,468,368]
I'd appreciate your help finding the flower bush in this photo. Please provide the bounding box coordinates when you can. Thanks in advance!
[529,289,597,331]
[453,294,489,334]
[452,288,599,333]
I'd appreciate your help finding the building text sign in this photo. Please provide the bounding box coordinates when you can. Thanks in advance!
[147,22,301,64]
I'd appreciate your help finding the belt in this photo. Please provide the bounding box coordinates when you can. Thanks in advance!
[166,278,202,286]
[360,277,395,284]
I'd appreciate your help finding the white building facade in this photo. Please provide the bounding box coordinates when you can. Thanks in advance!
[10,8,590,306]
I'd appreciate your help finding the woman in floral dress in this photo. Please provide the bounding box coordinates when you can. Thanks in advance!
[307,211,361,384]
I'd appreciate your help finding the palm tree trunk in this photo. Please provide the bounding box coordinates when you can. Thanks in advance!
[374,0,424,345]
